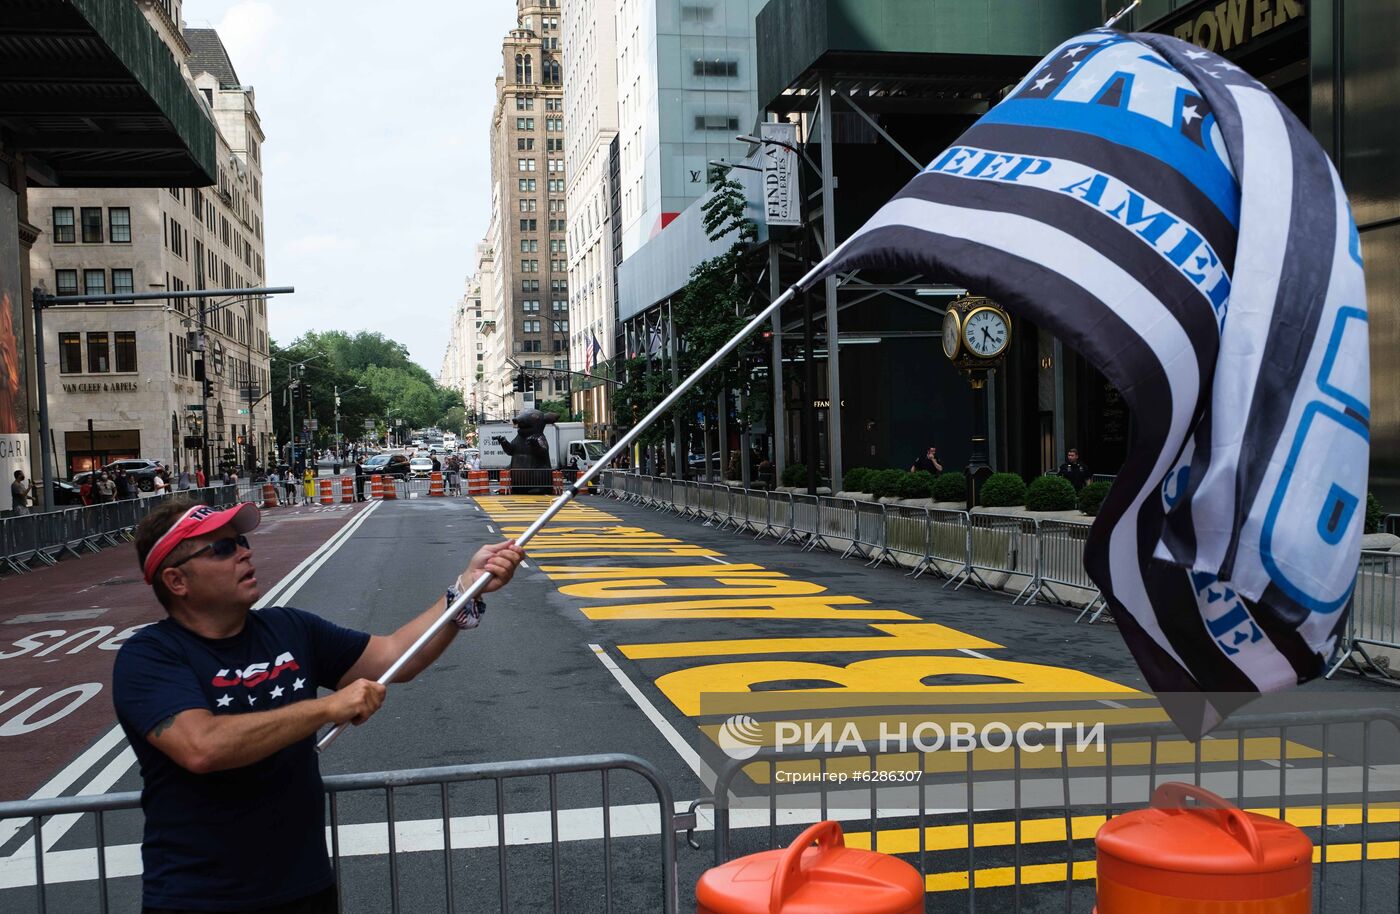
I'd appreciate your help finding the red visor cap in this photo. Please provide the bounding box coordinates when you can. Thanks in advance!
[142,502,261,585]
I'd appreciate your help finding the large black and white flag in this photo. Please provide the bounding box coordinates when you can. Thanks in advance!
[809,30,1369,734]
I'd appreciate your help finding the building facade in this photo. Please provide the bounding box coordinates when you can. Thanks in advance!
[486,1,572,418]
[614,0,768,259]
[562,0,619,436]
[27,20,271,478]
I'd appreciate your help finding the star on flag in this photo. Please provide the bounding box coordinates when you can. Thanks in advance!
[293,677,306,691]
[270,685,285,699]
[216,694,232,708]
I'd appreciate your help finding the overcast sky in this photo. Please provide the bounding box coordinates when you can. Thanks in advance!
[185,1,519,375]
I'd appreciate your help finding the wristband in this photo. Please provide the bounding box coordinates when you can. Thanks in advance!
[445,582,486,629]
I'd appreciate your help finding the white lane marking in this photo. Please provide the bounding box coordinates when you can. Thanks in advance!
[0,727,127,848]
[588,644,715,790]
[957,648,994,660]
[486,525,495,534]
[10,747,138,861]
[521,560,530,569]
[703,555,731,564]
[0,501,383,857]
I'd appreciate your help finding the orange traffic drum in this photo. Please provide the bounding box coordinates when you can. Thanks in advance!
[697,821,923,914]
[1095,783,1312,913]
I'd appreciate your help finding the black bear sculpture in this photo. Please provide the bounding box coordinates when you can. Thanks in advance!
[493,409,557,494]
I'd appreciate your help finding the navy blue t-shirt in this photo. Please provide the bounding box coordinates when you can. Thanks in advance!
[112,606,370,911]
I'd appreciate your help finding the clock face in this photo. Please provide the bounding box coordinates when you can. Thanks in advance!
[962,307,1010,358]
[941,309,961,360]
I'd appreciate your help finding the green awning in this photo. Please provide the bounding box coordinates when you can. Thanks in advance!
[0,0,217,186]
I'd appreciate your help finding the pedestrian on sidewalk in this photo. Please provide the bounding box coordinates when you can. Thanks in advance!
[195,467,206,488]
[95,471,117,503]
[284,468,297,505]
[114,499,524,914]
[10,469,33,515]
[268,469,282,506]
[302,466,315,506]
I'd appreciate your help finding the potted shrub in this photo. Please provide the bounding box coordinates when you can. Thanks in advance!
[1078,480,1111,516]
[843,467,873,493]
[979,472,1027,508]
[898,470,936,500]
[931,471,966,503]
[1025,475,1077,511]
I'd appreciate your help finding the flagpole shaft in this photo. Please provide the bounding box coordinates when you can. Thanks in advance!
[317,262,825,753]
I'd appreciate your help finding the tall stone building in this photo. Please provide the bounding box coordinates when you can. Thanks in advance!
[487,0,571,415]
[27,12,271,478]
[562,0,618,438]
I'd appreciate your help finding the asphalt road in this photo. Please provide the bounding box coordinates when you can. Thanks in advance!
[3,491,1398,913]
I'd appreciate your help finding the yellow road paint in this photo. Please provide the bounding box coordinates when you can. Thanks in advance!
[844,805,1400,857]
[919,843,1399,892]
[543,564,779,580]
[581,596,918,622]
[528,548,725,558]
[622,623,1002,659]
[697,705,1165,743]
[739,737,1321,782]
[562,577,825,599]
[659,656,1141,715]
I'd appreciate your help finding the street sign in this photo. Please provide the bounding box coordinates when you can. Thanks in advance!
[307,419,319,430]
[186,404,205,411]
[363,419,376,429]
[236,408,249,415]
[211,340,225,376]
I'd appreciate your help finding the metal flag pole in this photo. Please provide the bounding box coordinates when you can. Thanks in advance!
[317,259,828,751]
[1103,0,1140,29]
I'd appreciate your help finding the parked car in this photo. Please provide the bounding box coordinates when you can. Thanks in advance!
[361,453,412,478]
[103,458,165,491]
[409,457,435,478]
[53,479,85,506]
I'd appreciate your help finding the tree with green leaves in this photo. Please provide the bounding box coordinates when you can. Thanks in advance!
[613,173,765,466]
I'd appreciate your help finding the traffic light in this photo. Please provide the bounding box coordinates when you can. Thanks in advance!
[513,373,528,392]
[202,378,213,398]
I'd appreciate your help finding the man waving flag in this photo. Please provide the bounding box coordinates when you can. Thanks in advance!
[808,29,1369,735]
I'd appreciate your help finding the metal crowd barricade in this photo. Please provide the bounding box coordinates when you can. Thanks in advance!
[916,507,973,584]
[1020,519,1101,611]
[959,512,1038,596]
[811,496,855,556]
[0,753,684,914]
[781,492,821,549]
[758,489,792,540]
[884,503,931,570]
[1328,549,1400,683]
[708,709,1400,914]
[734,487,768,536]
[715,485,742,532]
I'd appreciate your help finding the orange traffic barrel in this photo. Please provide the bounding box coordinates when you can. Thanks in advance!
[497,470,511,495]
[261,483,278,508]
[551,469,564,495]
[370,474,383,499]
[340,476,354,503]
[318,478,334,505]
[467,470,488,495]
[697,821,923,914]
[429,471,445,497]
[1095,782,1312,913]
[381,475,397,500]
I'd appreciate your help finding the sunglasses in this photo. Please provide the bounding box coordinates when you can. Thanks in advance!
[167,534,251,571]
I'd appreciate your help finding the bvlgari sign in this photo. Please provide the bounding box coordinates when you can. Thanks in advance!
[1162,0,1305,54]
[62,381,139,393]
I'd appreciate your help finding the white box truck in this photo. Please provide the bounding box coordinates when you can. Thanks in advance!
[478,421,603,471]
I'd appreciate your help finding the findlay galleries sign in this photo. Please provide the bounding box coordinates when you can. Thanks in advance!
[0,184,30,483]
[760,122,801,227]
